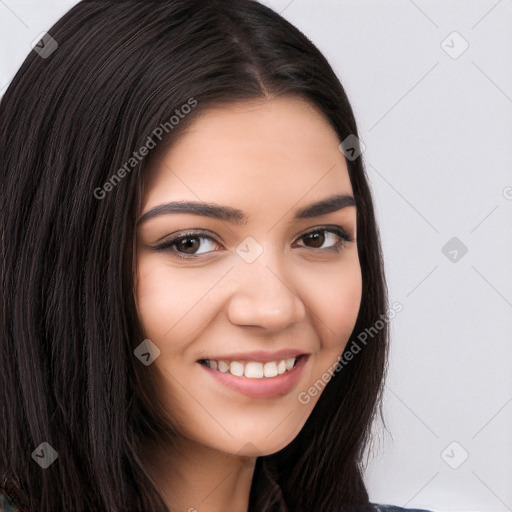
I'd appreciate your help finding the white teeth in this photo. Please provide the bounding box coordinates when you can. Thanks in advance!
[285,358,295,370]
[203,357,298,378]
[217,360,229,373]
[229,361,244,377]
[245,362,263,378]
[263,362,278,377]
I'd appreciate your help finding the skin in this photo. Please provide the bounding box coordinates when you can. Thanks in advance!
[134,94,362,512]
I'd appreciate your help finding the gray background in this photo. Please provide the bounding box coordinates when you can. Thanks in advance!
[1,1,511,511]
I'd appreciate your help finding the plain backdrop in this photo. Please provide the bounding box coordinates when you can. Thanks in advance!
[1,1,511,511]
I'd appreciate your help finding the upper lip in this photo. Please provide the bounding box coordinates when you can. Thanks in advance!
[198,349,309,363]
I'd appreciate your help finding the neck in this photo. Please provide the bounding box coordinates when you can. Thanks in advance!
[143,436,257,512]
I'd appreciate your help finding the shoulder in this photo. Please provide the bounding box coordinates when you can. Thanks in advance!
[371,504,434,512]
[334,504,435,512]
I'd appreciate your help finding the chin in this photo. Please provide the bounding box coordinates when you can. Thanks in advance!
[220,428,302,458]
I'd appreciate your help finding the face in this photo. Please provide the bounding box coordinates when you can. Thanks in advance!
[134,95,362,457]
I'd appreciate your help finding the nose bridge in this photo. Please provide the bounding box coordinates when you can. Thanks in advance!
[226,238,306,330]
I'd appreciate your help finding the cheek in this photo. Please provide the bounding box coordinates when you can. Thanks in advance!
[328,268,362,340]
[295,256,362,409]
[301,254,362,349]
[135,256,211,341]
[135,261,175,339]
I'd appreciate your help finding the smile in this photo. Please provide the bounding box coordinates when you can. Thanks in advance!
[198,354,310,399]
[199,357,298,378]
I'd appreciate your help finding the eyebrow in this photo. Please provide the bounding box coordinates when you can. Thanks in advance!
[136,193,356,225]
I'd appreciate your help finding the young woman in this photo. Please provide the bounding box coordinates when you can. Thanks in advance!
[0,1,434,511]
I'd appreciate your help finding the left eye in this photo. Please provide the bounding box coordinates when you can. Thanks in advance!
[295,228,350,250]
[152,227,352,260]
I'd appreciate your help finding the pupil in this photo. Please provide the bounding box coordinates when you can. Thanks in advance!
[179,236,199,253]
[307,232,324,248]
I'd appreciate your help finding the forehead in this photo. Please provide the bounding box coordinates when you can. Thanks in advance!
[142,95,353,212]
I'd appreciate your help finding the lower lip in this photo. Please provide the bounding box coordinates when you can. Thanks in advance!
[199,355,310,399]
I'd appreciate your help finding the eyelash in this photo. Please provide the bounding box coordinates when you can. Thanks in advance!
[152,226,354,261]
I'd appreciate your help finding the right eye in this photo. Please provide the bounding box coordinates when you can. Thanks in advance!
[152,231,224,260]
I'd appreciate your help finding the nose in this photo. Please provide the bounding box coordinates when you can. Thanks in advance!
[226,252,307,331]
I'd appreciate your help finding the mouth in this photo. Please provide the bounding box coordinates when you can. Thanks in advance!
[198,354,310,399]
[198,355,306,379]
